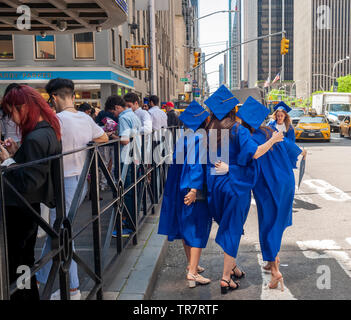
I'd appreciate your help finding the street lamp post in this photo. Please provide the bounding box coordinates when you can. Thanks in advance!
[192,10,239,23]
[332,56,350,79]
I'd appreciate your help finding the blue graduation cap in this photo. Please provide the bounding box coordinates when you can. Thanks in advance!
[204,85,240,120]
[179,100,210,131]
[236,96,270,130]
[274,101,292,113]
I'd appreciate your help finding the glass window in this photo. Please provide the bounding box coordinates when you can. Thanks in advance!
[299,117,327,124]
[74,32,94,59]
[35,35,55,59]
[0,35,14,60]
[111,29,116,62]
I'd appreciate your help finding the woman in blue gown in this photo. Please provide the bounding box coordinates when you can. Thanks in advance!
[158,101,213,288]
[269,102,296,142]
[251,126,306,291]
[205,94,284,294]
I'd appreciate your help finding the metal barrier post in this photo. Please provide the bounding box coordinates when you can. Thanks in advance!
[0,171,9,300]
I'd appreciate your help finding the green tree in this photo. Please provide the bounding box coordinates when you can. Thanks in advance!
[337,75,351,92]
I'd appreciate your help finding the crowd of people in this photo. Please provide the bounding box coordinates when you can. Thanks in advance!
[158,85,307,294]
[0,79,182,301]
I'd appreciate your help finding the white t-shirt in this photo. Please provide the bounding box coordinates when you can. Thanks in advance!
[276,123,287,133]
[57,111,104,177]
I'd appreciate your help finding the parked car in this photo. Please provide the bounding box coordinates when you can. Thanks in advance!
[340,116,351,138]
[295,115,330,142]
[289,108,306,127]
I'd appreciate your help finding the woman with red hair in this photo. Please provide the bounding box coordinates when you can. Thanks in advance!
[0,84,62,301]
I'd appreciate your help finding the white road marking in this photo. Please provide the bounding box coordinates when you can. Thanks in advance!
[297,240,351,279]
[255,244,297,300]
[303,179,351,202]
[346,238,351,246]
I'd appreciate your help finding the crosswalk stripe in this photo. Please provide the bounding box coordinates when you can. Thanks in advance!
[297,240,351,279]
[255,244,297,300]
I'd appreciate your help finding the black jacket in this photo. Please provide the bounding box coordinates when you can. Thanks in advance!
[4,121,62,208]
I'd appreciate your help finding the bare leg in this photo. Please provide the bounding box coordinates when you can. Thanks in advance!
[188,247,202,275]
[182,240,191,264]
[263,255,280,271]
[220,253,238,289]
[268,259,284,291]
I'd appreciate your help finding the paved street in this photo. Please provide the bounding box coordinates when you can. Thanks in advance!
[152,134,351,300]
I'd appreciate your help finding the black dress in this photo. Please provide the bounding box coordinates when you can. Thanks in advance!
[3,121,62,301]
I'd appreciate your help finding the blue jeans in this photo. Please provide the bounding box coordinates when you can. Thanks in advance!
[36,175,88,289]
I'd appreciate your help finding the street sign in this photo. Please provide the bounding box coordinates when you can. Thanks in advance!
[180,78,189,82]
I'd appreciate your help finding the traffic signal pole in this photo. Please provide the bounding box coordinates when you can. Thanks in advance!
[149,0,157,95]
[190,30,286,73]
[281,0,285,82]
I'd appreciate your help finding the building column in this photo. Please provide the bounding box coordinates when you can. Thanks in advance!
[100,83,112,109]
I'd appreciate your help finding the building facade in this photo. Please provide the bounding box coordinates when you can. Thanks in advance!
[242,0,294,88]
[0,0,199,107]
[230,0,241,90]
[294,0,351,98]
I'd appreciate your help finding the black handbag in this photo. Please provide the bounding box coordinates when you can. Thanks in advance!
[194,184,207,202]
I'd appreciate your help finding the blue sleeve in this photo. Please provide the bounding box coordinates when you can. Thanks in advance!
[286,125,296,142]
[181,135,205,190]
[118,116,130,137]
[236,125,259,166]
[282,138,302,169]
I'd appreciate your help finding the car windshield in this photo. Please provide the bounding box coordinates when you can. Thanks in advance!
[328,104,351,112]
[299,117,327,124]
[289,109,305,117]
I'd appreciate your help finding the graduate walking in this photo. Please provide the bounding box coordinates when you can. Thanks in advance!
[158,101,212,288]
[269,102,296,142]
[204,86,284,294]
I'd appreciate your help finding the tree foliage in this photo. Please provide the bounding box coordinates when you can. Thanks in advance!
[337,75,351,93]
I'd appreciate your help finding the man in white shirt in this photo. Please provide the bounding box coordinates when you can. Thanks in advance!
[36,78,108,300]
[147,95,168,130]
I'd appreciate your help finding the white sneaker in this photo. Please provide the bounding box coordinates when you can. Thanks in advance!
[50,289,81,300]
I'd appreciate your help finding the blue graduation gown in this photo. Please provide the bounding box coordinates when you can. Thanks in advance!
[252,128,302,261]
[207,123,259,258]
[269,120,296,142]
[158,132,212,248]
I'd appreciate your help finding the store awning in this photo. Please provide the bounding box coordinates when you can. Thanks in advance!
[0,0,128,34]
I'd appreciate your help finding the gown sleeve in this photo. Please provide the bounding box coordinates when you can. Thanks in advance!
[235,125,259,166]
[282,138,302,169]
[286,125,296,142]
[180,134,205,191]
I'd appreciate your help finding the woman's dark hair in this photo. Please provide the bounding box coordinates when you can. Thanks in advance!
[2,84,61,142]
[78,102,92,113]
[105,95,125,111]
[90,107,96,116]
[206,109,237,147]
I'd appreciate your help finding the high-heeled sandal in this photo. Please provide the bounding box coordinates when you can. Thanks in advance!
[187,273,211,288]
[268,276,284,292]
[231,265,246,280]
[186,265,205,274]
[220,278,240,294]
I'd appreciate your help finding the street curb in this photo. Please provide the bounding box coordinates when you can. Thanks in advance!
[116,206,169,300]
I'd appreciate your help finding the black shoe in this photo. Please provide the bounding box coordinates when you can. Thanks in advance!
[220,278,240,295]
[231,265,246,280]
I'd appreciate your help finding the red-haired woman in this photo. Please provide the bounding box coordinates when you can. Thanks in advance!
[0,84,62,301]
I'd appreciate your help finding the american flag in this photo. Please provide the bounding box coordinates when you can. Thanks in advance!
[272,72,281,84]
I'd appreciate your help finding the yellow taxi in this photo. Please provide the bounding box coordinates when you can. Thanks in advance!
[340,116,351,138]
[295,115,330,142]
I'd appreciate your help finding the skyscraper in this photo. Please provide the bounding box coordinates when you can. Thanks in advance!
[242,0,294,88]
[230,0,241,90]
[294,0,351,97]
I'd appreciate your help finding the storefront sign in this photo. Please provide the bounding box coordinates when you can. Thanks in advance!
[0,70,134,88]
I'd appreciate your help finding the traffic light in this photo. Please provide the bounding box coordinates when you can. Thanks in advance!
[193,52,200,68]
[280,37,290,55]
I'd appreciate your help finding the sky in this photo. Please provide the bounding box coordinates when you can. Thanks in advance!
[198,0,230,94]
